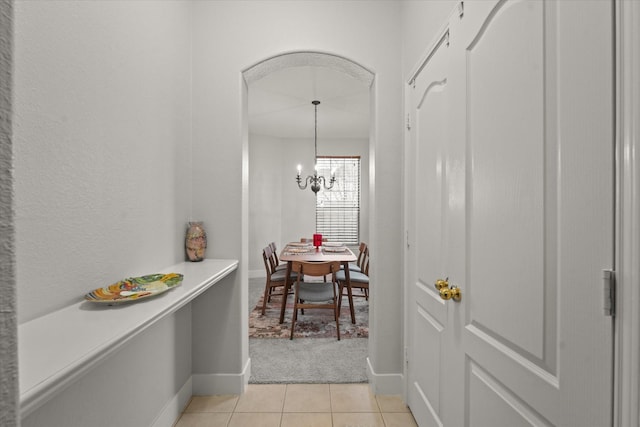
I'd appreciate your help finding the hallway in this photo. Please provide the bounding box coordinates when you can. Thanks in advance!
[173,383,417,427]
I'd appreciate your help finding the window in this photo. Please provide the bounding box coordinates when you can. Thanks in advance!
[315,156,360,245]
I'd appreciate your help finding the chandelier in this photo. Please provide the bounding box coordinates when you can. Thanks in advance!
[296,100,336,194]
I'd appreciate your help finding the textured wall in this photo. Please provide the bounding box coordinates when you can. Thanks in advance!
[0,1,18,426]
[13,1,194,424]
[14,0,193,323]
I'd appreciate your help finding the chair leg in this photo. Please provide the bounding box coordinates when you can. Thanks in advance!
[290,301,298,340]
[261,283,271,315]
[335,300,341,340]
[279,282,290,324]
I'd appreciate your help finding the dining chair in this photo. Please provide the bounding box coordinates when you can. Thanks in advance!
[268,242,287,272]
[290,261,342,340]
[343,242,367,273]
[337,248,369,311]
[261,246,295,315]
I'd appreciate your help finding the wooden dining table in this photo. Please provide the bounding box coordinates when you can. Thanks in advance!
[279,243,357,324]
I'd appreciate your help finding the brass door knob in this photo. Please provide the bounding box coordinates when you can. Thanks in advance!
[434,278,449,291]
[440,285,461,302]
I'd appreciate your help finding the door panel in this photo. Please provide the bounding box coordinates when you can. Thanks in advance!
[406,1,614,426]
[467,0,547,361]
[407,30,450,427]
[460,2,613,425]
[414,306,443,418]
[460,1,613,426]
[469,362,553,427]
[462,2,562,421]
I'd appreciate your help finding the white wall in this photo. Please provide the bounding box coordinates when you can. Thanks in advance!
[0,1,18,426]
[278,137,317,248]
[13,1,195,425]
[14,0,193,323]
[249,134,284,274]
[401,0,458,78]
[249,133,369,275]
[191,0,403,392]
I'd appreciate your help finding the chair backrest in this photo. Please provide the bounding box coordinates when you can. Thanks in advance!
[291,261,341,282]
[266,245,281,274]
[269,242,279,265]
[262,246,273,275]
[361,249,370,276]
[356,243,368,269]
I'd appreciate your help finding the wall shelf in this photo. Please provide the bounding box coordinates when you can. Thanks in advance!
[18,259,239,418]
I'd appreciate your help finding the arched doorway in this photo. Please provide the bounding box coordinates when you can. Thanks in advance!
[242,51,375,383]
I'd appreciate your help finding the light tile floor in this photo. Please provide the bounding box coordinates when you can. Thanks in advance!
[174,383,418,427]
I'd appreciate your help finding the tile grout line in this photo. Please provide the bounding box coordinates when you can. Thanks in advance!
[280,384,287,427]
[329,383,334,427]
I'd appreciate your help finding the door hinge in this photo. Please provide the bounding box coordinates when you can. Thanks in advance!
[406,230,410,249]
[405,346,409,365]
[603,269,616,317]
[406,113,412,131]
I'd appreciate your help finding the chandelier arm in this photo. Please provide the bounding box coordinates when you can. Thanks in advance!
[318,175,336,190]
[325,176,336,190]
[296,175,308,190]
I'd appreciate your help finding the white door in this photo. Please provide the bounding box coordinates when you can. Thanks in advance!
[406,1,615,426]
[406,28,452,427]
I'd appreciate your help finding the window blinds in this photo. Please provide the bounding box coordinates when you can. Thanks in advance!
[315,157,360,245]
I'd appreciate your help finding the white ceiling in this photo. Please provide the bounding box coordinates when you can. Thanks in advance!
[248,66,370,139]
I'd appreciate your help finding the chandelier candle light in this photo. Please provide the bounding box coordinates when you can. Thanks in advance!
[296,100,336,194]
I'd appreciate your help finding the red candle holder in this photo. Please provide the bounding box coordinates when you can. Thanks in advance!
[313,233,323,248]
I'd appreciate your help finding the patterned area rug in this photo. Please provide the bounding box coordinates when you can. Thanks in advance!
[249,291,369,339]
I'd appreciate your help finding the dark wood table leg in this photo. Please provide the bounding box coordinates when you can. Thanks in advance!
[342,261,356,324]
[279,261,292,324]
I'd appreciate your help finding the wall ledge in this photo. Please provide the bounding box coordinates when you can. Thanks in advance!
[18,259,238,418]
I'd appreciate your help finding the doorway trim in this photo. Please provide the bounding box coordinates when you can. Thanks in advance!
[240,50,377,386]
[615,0,640,425]
[243,51,374,87]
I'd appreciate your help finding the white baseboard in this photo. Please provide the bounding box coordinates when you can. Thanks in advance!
[192,358,251,395]
[244,357,251,389]
[152,377,192,427]
[366,357,403,395]
[152,358,252,427]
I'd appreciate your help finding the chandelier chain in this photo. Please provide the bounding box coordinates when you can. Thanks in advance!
[296,100,336,194]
